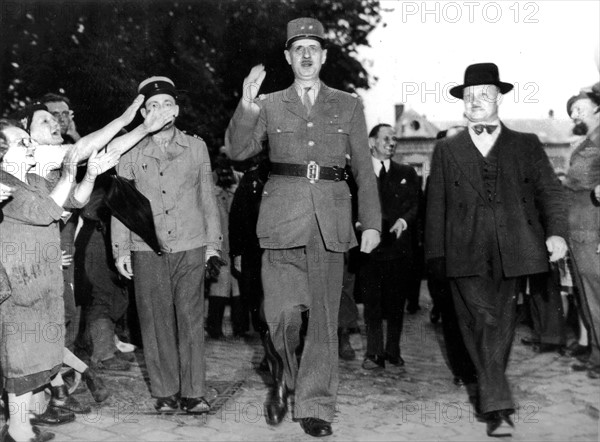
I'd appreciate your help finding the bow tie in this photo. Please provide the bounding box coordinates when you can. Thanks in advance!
[472,124,498,135]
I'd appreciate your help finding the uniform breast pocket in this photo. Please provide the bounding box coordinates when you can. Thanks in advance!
[267,124,296,157]
[324,123,350,160]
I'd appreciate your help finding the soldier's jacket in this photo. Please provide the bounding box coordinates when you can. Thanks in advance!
[226,82,380,252]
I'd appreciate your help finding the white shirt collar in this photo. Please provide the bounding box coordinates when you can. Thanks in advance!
[372,156,391,176]
[294,81,320,105]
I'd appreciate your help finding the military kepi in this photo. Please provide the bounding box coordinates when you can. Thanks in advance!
[138,76,177,103]
[286,17,325,48]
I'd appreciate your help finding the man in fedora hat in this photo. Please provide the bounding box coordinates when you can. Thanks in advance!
[425,62,568,437]
[112,76,222,414]
[226,17,380,437]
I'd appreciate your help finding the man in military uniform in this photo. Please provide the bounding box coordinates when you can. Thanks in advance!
[226,17,380,437]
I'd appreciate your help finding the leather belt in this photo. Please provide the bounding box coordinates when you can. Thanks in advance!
[270,161,348,183]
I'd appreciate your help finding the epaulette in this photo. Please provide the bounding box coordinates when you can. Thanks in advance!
[258,94,267,101]
[351,92,358,98]
[183,131,204,141]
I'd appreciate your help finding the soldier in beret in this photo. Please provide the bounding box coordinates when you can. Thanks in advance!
[226,17,380,437]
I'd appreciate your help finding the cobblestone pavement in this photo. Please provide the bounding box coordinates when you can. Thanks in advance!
[22,288,600,441]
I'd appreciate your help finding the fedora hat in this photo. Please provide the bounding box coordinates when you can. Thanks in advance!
[450,63,513,99]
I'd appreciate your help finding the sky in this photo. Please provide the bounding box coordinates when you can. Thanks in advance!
[357,0,600,128]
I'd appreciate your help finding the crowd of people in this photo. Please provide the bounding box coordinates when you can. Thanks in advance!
[0,16,598,441]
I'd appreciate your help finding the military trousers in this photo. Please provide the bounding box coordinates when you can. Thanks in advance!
[132,247,206,398]
[261,224,344,422]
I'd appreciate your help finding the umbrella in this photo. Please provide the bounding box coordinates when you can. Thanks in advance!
[104,172,163,255]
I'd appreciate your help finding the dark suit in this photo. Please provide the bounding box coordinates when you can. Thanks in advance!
[425,124,567,414]
[360,161,420,360]
[227,83,381,421]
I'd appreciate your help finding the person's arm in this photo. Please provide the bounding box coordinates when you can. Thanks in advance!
[105,106,176,157]
[68,95,145,164]
[71,149,120,206]
[346,97,381,253]
[424,143,447,279]
[225,65,268,161]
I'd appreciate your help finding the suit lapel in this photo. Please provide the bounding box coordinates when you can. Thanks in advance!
[447,130,488,203]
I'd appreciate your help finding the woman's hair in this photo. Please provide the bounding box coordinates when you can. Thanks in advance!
[0,118,20,160]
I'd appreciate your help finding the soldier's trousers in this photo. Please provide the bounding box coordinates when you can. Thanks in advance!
[132,247,206,398]
[261,227,344,423]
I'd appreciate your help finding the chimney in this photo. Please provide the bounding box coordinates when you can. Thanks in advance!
[395,104,404,122]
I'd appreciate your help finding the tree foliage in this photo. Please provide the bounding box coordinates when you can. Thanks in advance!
[0,0,381,155]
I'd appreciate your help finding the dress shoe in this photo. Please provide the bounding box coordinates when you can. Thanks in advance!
[572,361,592,372]
[261,329,288,425]
[520,337,540,347]
[180,397,210,414]
[384,353,405,367]
[1,425,55,442]
[82,368,109,403]
[338,330,356,361]
[299,418,333,437]
[114,350,135,363]
[50,385,91,414]
[485,410,514,437]
[29,405,75,426]
[154,395,179,412]
[91,356,130,371]
[587,365,600,379]
[453,376,465,387]
[532,343,565,355]
[362,355,385,370]
[566,343,590,360]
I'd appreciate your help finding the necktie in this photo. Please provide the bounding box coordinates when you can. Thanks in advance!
[303,87,312,115]
[379,161,387,183]
[472,124,498,135]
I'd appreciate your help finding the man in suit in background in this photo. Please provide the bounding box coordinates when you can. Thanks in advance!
[359,124,420,370]
[425,63,568,437]
[226,17,380,437]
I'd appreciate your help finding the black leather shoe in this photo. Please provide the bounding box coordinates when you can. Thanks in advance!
[587,365,600,379]
[338,330,356,361]
[384,354,405,367]
[362,355,385,370]
[262,330,288,426]
[566,343,590,359]
[82,368,109,403]
[485,410,514,437]
[154,395,179,412]
[29,405,76,426]
[299,418,333,437]
[520,337,540,346]
[572,362,592,372]
[50,385,91,414]
[532,343,565,355]
[453,376,465,387]
[180,397,210,414]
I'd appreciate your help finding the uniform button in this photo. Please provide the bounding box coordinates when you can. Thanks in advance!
[162,190,166,194]
[307,122,313,128]
[276,128,282,133]
[165,210,169,214]
[308,141,315,146]
[160,172,164,176]
[337,128,343,133]
[168,230,172,234]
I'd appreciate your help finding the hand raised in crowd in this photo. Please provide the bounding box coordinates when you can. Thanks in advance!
[360,228,381,254]
[84,149,120,181]
[116,255,134,279]
[142,106,177,133]
[0,183,14,202]
[241,64,266,114]
[546,235,568,262]
[117,94,145,127]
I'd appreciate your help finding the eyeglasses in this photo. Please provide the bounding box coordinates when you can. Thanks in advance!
[50,111,72,120]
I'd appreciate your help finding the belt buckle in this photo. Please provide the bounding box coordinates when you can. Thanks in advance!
[306,161,320,183]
